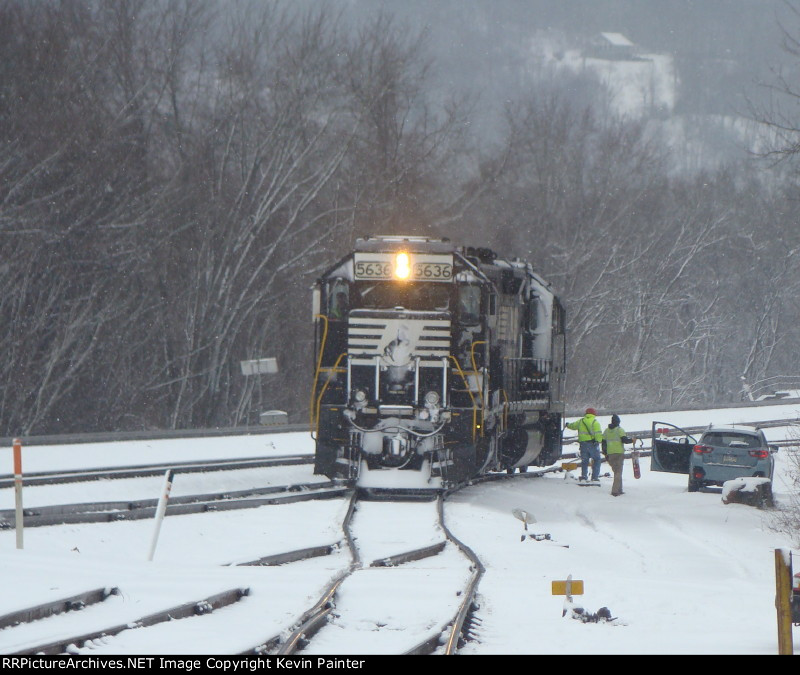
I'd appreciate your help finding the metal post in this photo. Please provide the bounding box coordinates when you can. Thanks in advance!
[414,356,420,404]
[374,355,380,400]
[12,438,23,550]
[775,548,794,655]
[347,356,352,404]
[148,470,175,561]
[441,357,448,407]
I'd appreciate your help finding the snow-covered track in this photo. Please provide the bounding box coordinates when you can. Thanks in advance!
[432,496,485,655]
[265,492,483,655]
[0,481,347,529]
[0,455,313,489]
[243,491,359,655]
[235,544,341,568]
[7,588,250,655]
[0,587,120,630]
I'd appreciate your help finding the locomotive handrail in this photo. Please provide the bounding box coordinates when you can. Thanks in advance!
[313,352,348,439]
[470,341,487,413]
[470,340,488,438]
[500,389,509,432]
[309,314,330,435]
[447,355,481,442]
[502,356,552,402]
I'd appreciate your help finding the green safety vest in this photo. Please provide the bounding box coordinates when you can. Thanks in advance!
[603,426,628,454]
[567,415,602,442]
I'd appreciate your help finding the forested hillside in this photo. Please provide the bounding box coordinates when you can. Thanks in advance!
[2,0,800,435]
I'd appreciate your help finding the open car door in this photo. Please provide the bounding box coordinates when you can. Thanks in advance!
[650,421,697,474]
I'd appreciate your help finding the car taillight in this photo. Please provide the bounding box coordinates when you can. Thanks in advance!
[793,573,800,593]
[749,449,769,459]
[693,444,712,454]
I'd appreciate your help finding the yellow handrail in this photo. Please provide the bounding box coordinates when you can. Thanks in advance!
[448,355,481,441]
[315,352,348,438]
[470,341,487,411]
[309,314,329,436]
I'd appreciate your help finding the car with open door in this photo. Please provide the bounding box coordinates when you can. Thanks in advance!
[651,421,777,492]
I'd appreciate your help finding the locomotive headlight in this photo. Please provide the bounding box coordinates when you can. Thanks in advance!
[424,390,440,407]
[352,389,368,408]
[394,252,411,280]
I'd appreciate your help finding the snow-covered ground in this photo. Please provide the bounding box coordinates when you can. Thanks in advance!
[0,404,799,655]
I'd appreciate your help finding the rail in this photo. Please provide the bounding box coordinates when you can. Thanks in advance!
[9,588,250,655]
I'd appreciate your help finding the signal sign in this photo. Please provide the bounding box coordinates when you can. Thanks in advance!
[552,578,584,596]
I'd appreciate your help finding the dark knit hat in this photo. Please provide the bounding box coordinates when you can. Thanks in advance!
[611,414,620,425]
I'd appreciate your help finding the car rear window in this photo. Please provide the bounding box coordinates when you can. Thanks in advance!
[700,432,761,449]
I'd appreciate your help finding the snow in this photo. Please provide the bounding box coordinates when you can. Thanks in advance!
[722,476,772,501]
[0,403,798,655]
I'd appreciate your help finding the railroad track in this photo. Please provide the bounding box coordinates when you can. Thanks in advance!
[4,587,252,655]
[3,471,543,655]
[0,479,347,529]
[0,454,313,489]
[251,491,484,655]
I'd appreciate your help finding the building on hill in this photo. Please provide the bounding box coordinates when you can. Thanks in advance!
[585,32,640,61]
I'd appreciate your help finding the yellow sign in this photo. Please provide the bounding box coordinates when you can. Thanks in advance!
[551,579,584,596]
[561,462,579,472]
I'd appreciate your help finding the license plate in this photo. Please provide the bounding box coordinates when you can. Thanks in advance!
[722,454,738,464]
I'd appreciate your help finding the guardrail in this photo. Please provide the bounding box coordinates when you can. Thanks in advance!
[3,396,800,448]
[0,423,309,448]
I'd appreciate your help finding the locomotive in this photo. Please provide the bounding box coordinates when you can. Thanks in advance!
[310,235,566,490]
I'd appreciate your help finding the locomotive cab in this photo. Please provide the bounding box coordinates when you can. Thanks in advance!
[310,236,565,489]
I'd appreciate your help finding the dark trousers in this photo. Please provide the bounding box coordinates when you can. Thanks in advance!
[579,441,602,480]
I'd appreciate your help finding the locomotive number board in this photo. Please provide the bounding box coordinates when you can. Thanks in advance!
[353,252,454,282]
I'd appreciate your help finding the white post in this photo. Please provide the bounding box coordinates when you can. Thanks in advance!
[147,469,175,561]
[13,438,23,550]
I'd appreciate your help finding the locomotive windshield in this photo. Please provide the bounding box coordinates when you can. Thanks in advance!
[327,279,350,320]
[458,284,482,325]
[353,281,452,312]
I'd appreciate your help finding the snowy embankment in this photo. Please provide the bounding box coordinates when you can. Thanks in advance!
[0,403,798,654]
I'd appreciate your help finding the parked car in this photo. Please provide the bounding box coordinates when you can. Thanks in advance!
[650,421,777,492]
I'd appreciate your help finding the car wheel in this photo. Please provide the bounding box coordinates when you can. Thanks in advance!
[688,478,702,492]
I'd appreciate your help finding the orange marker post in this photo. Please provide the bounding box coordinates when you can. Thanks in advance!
[13,438,23,549]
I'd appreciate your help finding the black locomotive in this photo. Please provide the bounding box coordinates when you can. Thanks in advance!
[310,236,566,490]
